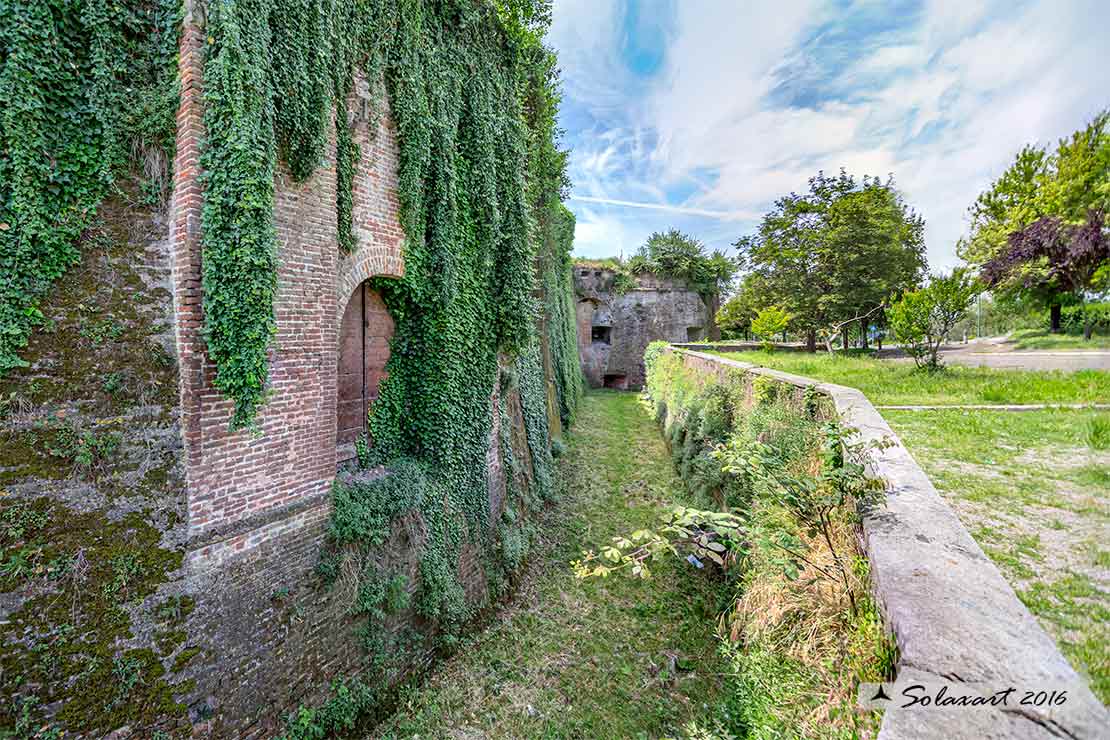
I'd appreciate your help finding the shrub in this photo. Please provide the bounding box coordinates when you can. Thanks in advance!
[750,306,791,350]
[888,269,979,370]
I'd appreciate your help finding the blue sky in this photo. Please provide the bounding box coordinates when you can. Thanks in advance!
[547,0,1109,271]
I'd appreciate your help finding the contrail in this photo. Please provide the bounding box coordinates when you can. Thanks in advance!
[569,195,752,220]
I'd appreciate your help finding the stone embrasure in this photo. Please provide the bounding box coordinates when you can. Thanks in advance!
[574,268,709,390]
[671,348,1108,740]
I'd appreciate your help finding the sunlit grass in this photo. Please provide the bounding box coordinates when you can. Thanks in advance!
[378,391,730,738]
[884,407,1109,703]
[711,350,1110,406]
[1010,328,1110,351]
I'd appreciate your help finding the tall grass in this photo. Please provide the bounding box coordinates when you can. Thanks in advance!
[1084,415,1110,450]
[645,350,894,739]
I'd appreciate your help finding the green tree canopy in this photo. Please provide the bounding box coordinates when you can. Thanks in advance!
[734,170,926,350]
[715,273,771,338]
[750,305,791,350]
[888,269,980,370]
[959,110,1109,322]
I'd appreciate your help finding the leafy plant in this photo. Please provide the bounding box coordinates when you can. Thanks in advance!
[888,269,980,370]
[750,306,791,350]
[1084,415,1110,451]
[0,0,179,374]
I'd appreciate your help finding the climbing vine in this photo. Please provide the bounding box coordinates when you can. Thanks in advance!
[200,0,288,429]
[0,0,179,374]
[542,204,584,425]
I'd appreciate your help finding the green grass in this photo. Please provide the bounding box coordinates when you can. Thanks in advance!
[1009,328,1110,351]
[704,349,1110,703]
[376,391,731,738]
[712,350,1110,406]
[883,407,1110,702]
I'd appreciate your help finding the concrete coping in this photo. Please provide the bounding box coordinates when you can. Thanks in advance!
[671,348,1107,739]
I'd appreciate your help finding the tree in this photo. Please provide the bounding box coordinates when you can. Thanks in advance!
[750,306,791,351]
[983,210,1110,339]
[715,273,770,340]
[823,183,926,348]
[735,171,926,352]
[888,269,979,370]
[633,229,739,340]
[962,110,1109,332]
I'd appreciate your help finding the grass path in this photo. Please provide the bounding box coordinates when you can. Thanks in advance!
[375,391,728,738]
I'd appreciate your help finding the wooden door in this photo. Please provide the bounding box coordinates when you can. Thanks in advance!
[337,283,394,449]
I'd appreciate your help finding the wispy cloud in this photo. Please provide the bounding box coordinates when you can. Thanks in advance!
[569,195,754,220]
[549,0,1109,269]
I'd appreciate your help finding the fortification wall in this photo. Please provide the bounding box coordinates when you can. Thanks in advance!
[668,348,1107,740]
[0,6,554,736]
[574,267,707,390]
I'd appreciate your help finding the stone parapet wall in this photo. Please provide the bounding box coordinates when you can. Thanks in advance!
[670,347,1107,740]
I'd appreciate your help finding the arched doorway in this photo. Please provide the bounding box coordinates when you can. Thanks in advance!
[337,282,394,460]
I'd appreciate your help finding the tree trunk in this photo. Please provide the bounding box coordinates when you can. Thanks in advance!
[1050,303,1062,333]
[707,293,721,341]
[805,329,817,353]
[841,327,849,350]
[859,317,869,349]
[782,329,787,343]
[1083,303,1093,341]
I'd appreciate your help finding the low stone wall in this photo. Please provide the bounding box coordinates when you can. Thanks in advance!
[672,341,808,353]
[671,348,1107,740]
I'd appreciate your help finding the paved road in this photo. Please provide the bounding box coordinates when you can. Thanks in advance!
[876,336,1110,371]
[936,346,1110,371]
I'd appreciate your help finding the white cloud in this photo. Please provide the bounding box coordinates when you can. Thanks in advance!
[550,0,1109,270]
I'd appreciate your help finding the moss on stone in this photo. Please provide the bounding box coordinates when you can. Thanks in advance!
[0,500,187,733]
[171,646,202,672]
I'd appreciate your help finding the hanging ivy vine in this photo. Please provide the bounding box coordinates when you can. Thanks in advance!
[200,0,279,428]
[1,0,581,677]
[0,0,180,374]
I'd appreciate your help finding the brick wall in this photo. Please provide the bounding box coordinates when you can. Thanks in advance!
[168,4,414,731]
[165,6,540,734]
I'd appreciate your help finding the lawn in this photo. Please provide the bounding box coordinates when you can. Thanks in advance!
[884,408,1109,702]
[711,350,1110,406]
[714,350,1109,703]
[1008,328,1110,351]
[376,391,731,738]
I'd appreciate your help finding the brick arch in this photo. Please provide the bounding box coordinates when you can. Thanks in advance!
[335,249,404,323]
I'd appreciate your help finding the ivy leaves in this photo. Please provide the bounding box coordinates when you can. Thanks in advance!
[271,0,335,182]
[0,0,179,374]
[201,0,278,429]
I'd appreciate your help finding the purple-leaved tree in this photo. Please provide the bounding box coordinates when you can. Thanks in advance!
[982,210,1109,340]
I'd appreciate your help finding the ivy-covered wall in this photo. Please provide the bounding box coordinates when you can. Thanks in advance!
[0,0,581,735]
